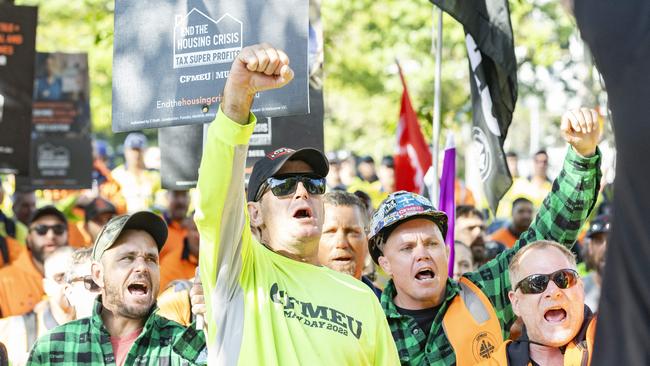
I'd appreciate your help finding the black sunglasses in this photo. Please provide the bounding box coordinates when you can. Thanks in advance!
[70,275,101,292]
[30,223,66,236]
[514,269,579,294]
[255,174,326,202]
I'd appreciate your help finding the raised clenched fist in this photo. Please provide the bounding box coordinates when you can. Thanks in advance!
[560,107,602,157]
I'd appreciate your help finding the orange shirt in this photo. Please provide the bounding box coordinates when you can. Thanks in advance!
[159,219,195,290]
[159,240,198,291]
[489,227,518,248]
[158,220,186,262]
[67,221,92,248]
[0,236,24,268]
[0,250,44,317]
[455,179,476,206]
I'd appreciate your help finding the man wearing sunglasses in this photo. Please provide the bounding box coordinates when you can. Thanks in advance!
[480,241,595,365]
[368,107,602,365]
[177,44,399,365]
[0,205,70,317]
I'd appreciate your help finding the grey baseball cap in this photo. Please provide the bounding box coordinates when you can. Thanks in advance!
[91,211,167,261]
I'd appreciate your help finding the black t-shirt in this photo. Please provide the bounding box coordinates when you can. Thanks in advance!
[395,305,440,337]
[573,1,650,365]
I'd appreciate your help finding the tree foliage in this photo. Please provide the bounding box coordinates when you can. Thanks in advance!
[15,0,596,157]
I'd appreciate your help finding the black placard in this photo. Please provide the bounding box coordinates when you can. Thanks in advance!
[16,135,93,190]
[245,86,324,169]
[159,86,323,189]
[0,5,37,175]
[159,123,205,189]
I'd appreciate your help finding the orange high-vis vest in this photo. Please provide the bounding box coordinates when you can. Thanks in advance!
[442,277,503,365]
[479,316,597,366]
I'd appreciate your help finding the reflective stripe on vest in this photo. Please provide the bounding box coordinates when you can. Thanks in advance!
[563,317,597,366]
[442,277,503,365]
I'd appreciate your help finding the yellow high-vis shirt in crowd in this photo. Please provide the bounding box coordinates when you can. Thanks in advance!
[195,109,399,366]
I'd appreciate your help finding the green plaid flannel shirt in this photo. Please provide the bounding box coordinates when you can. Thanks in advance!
[381,147,601,365]
[28,297,206,365]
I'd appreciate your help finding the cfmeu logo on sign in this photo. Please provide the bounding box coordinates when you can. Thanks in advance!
[173,8,243,69]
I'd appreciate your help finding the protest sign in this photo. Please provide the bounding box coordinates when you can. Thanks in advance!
[246,86,324,168]
[159,86,323,189]
[0,4,37,175]
[112,0,309,132]
[16,136,93,190]
[17,52,93,190]
[32,53,92,134]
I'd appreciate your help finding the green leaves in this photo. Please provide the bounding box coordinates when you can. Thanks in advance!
[15,0,583,156]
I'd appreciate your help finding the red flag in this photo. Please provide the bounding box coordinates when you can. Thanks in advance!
[394,67,432,194]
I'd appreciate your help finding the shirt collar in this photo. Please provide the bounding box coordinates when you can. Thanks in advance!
[380,277,461,318]
[90,296,161,334]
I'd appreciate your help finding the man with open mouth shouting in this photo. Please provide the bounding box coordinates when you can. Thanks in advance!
[368,107,602,365]
[479,241,595,365]
[28,211,205,365]
[173,43,398,365]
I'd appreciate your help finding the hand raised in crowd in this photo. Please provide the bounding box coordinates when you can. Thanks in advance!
[222,43,294,124]
[560,107,602,157]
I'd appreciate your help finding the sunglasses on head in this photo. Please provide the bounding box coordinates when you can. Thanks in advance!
[30,223,66,236]
[255,174,326,202]
[514,269,579,295]
[69,275,101,292]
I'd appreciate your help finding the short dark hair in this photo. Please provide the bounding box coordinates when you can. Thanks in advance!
[323,191,369,227]
[359,155,375,164]
[512,197,533,209]
[456,205,484,220]
[534,149,548,157]
[506,151,517,158]
[324,191,366,212]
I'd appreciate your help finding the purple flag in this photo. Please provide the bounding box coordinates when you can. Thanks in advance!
[438,134,456,277]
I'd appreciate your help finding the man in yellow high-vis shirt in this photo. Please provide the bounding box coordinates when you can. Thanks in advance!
[184,43,398,365]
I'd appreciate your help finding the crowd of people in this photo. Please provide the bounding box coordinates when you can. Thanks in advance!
[0,45,614,365]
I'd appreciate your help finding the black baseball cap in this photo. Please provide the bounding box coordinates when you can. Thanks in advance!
[29,205,67,226]
[247,147,329,202]
[84,197,117,222]
[91,211,167,261]
[586,215,610,238]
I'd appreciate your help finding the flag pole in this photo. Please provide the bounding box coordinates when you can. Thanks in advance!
[431,7,443,202]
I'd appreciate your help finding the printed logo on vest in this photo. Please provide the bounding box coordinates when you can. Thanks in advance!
[472,331,498,361]
[270,283,363,339]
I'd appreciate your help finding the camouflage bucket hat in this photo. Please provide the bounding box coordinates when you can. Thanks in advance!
[368,191,448,264]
